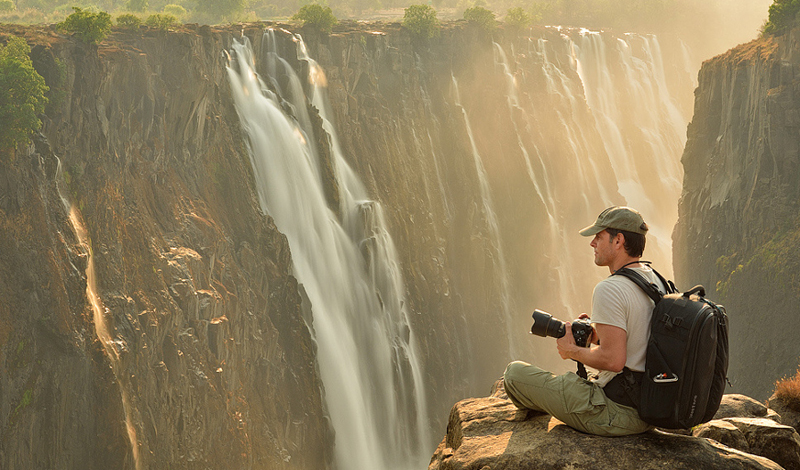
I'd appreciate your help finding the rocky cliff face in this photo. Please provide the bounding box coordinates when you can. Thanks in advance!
[674,29,800,400]
[0,24,331,469]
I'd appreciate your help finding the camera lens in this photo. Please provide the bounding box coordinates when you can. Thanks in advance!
[530,309,566,338]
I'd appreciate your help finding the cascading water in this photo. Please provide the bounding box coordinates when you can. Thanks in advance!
[484,29,691,322]
[451,75,517,356]
[568,31,687,270]
[226,32,429,470]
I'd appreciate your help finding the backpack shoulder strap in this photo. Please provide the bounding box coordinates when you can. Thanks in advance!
[612,266,664,304]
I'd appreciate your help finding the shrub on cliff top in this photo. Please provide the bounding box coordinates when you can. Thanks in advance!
[162,4,187,18]
[775,368,800,412]
[292,4,337,33]
[0,0,15,12]
[145,13,180,30]
[58,7,112,44]
[116,13,142,30]
[464,5,497,32]
[403,4,439,40]
[0,36,49,157]
[505,7,535,29]
[764,0,800,35]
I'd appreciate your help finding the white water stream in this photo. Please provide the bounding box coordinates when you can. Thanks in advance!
[227,33,429,470]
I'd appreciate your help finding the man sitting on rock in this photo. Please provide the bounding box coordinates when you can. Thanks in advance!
[503,206,665,436]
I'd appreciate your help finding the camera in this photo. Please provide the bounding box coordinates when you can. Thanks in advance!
[530,309,594,347]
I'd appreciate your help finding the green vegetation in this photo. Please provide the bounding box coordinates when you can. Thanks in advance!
[292,4,337,33]
[716,221,800,297]
[504,7,533,29]
[116,12,143,29]
[195,0,246,22]
[0,36,49,157]
[145,12,179,29]
[402,4,439,40]
[763,0,800,35]
[58,7,113,44]
[463,5,496,31]
[126,0,148,12]
[162,3,186,18]
[0,0,15,12]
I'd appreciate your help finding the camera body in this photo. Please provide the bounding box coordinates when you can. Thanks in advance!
[530,309,594,347]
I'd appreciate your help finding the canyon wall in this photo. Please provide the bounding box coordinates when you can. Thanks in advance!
[0,25,332,469]
[674,29,800,400]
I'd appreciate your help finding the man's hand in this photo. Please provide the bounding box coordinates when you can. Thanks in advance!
[556,322,578,360]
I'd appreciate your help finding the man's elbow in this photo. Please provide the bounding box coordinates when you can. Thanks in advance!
[607,358,626,373]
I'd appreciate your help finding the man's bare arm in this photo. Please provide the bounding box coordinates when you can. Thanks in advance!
[556,322,627,372]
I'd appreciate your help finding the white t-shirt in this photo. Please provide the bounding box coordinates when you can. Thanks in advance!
[590,266,665,387]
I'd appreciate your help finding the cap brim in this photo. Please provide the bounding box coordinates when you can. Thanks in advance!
[579,224,605,237]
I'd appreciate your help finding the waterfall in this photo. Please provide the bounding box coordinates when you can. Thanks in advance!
[568,31,686,271]
[227,33,429,470]
[481,29,690,324]
[451,75,517,356]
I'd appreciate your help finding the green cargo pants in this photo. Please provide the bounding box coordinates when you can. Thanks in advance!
[503,361,652,436]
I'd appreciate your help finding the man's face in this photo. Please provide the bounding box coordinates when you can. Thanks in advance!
[590,229,617,267]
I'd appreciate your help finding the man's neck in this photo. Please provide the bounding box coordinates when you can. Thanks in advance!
[608,257,642,274]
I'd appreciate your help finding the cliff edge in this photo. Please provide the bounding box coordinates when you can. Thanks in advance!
[429,381,799,470]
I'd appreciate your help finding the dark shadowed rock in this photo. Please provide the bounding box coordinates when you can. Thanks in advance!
[428,393,783,470]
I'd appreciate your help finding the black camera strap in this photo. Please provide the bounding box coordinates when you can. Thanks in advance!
[576,362,588,380]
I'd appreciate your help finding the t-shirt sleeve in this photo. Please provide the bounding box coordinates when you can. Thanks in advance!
[591,279,628,332]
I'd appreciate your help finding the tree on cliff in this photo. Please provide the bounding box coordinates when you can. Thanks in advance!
[403,4,439,40]
[464,5,497,31]
[292,4,338,33]
[763,0,800,35]
[0,36,48,158]
[58,7,113,44]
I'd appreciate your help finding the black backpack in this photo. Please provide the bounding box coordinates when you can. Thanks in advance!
[608,266,729,429]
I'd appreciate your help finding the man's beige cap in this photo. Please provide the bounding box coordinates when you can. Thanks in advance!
[579,206,649,236]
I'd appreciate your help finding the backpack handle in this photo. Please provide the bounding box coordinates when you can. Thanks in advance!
[683,285,706,298]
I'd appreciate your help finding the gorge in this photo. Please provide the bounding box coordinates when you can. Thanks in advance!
[0,15,794,470]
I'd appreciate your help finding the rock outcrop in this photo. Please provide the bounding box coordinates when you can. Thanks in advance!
[769,393,800,432]
[429,383,796,470]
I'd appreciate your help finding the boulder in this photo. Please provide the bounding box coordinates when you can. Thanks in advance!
[716,394,781,422]
[429,393,782,470]
[769,393,800,432]
[694,420,750,452]
[725,417,800,470]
